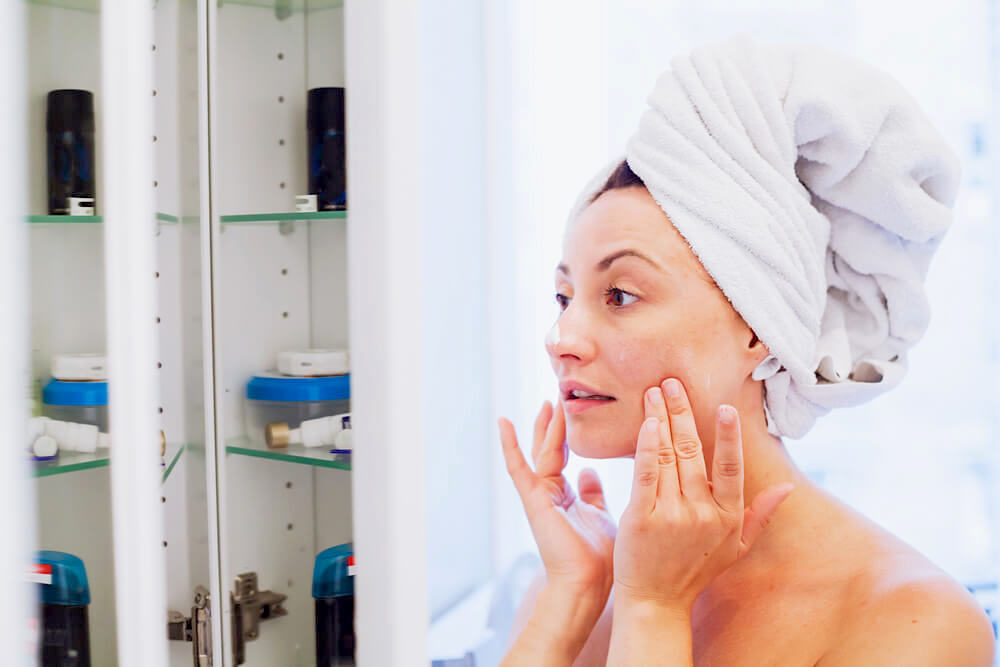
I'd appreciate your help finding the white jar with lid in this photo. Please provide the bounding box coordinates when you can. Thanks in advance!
[245,372,350,447]
[42,354,109,432]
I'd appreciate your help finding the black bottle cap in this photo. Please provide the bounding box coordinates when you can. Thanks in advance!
[47,90,95,133]
[307,87,345,130]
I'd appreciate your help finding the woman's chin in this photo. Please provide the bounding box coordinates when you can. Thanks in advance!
[565,423,637,459]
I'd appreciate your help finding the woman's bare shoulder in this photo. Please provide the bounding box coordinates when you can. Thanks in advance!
[818,509,995,666]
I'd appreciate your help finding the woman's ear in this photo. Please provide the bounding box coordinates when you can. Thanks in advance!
[747,331,770,366]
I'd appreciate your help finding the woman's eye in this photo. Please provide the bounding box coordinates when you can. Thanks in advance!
[555,293,570,311]
[606,287,638,308]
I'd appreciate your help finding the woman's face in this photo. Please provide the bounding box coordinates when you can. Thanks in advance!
[548,186,759,459]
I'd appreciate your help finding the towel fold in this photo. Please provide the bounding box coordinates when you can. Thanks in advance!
[570,35,961,439]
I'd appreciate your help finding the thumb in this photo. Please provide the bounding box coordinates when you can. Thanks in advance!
[737,483,794,559]
[577,468,608,511]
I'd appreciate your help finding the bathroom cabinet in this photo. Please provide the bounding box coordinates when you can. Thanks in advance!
[7,0,434,665]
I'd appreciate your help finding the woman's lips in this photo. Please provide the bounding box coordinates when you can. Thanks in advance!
[563,396,617,415]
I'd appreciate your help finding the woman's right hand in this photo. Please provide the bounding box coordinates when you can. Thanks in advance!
[498,401,617,664]
[499,400,616,599]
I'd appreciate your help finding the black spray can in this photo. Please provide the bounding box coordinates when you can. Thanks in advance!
[46,90,96,215]
[307,88,346,211]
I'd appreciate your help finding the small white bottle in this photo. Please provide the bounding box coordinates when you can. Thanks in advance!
[266,413,351,449]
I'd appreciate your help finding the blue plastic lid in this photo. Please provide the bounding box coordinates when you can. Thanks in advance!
[247,373,350,403]
[312,543,354,599]
[34,551,91,606]
[43,379,108,406]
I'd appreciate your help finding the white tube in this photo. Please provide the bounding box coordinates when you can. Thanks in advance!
[27,416,50,449]
[289,413,351,448]
[31,416,107,453]
[33,436,58,459]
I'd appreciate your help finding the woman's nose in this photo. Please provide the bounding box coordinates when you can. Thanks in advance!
[545,307,596,363]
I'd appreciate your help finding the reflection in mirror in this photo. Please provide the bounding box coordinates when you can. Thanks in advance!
[213,1,353,664]
[25,1,115,664]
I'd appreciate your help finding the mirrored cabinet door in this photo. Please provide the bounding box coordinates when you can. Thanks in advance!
[24,2,118,664]
[18,1,215,665]
[209,1,353,665]
[154,0,217,665]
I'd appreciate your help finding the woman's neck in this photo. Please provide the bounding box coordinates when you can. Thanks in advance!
[725,418,820,568]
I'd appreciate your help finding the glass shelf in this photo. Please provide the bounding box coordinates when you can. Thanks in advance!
[220,210,347,224]
[26,215,102,224]
[220,0,343,11]
[31,442,185,484]
[226,436,351,471]
[26,212,181,225]
[25,0,98,12]
[32,449,108,477]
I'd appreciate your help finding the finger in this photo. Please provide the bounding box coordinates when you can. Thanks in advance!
[535,399,568,478]
[498,417,537,505]
[578,468,608,511]
[646,387,680,500]
[662,378,710,502]
[644,382,669,422]
[737,482,795,559]
[628,418,661,512]
[710,405,744,514]
[531,401,553,466]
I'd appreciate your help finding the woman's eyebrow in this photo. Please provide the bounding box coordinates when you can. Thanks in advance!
[556,249,666,277]
[597,249,664,273]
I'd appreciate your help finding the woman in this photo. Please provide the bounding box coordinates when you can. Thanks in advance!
[497,36,996,666]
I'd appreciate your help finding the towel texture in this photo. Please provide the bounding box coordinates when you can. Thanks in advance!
[569,35,961,439]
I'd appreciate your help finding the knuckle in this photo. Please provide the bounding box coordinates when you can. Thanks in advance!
[657,447,676,466]
[715,459,741,478]
[673,437,702,459]
[637,470,658,487]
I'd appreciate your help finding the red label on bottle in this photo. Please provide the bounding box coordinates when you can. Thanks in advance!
[28,563,52,585]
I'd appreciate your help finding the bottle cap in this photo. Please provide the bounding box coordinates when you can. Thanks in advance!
[33,435,58,459]
[247,373,350,402]
[43,379,108,406]
[266,422,290,448]
[312,543,355,599]
[307,87,345,130]
[34,551,91,606]
[277,349,349,377]
[46,90,95,133]
[51,353,107,381]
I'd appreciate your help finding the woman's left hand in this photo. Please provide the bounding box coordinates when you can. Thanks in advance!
[613,378,795,614]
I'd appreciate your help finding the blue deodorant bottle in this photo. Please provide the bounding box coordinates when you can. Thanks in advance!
[313,543,355,666]
[34,550,92,667]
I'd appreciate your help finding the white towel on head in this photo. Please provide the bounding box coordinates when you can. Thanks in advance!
[569,35,961,439]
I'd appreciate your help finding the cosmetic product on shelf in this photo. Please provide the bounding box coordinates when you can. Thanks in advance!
[266,412,351,449]
[46,90,96,216]
[33,551,92,667]
[307,87,346,211]
[277,349,350,377]
[42,354,108,432]
[313,543,356,667]
[246,349,350,447]
[32,435,58,461]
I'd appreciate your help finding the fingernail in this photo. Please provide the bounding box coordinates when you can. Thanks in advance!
[644,418,658,432]
[646,387,661,403]
[663,379,680,398]
[718,405,736,425]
